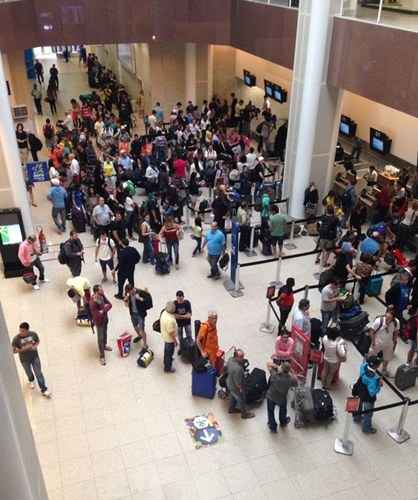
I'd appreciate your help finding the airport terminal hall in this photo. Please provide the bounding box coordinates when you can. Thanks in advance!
[3,1,418,499]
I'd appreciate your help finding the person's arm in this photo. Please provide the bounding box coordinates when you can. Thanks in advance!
[169,319,177,345]
[94,241,99,262]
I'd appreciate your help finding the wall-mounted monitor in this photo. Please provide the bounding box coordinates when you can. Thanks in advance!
[243,69,256,87]
[273,84,287,104]
[0,208,26,278]
[370,127,392,155]
[339,115,357,137]
[264,80,274,98]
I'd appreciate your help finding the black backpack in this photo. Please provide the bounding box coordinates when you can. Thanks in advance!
[312,388,334,421]
[58,241,69,265]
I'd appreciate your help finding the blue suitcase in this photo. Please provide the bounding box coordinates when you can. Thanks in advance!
[366,276,383,297]
[192,367,217,399]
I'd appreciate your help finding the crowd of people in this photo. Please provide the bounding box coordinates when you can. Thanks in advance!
[13,52,418,435]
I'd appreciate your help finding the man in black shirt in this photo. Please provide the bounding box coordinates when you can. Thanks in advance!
[111,211,127,250]
[12,322,51,398]
[64,230,84,277]
[34,59,44,84]
[49,64,59,90]
[115,239,141,299]
[212,189,230,233]
[174,290,192,353]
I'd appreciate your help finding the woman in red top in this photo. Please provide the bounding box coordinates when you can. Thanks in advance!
[276,277,295,334]
[70,98,81,127]
[159,216,182,269]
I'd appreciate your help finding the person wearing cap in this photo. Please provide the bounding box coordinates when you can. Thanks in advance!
[174,291,192,353]
[353,356,383,434]
[160,301,178,373]
[47,178,68,233]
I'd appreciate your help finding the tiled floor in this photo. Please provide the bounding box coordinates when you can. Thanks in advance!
[2,57,418,500]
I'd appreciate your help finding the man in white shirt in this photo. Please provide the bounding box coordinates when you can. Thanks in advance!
[145,164,159,186]
[320,280,342,329]
[69,154,80,177]
[148,110,157,129]
[369,308,400,376]
[246,147,257,170]
[292,299,311,337]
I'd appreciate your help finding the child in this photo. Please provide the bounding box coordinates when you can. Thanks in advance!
[192,216,203,256]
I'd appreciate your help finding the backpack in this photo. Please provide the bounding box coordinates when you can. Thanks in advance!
[58,241,69,265]
[385,283,400,307]
[43,124,54,139]
[341,189,353,210]
[319,216,337,241]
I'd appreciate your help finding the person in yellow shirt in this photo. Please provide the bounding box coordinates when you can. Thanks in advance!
[67,276,91,313]
[160,301,178,373]
[102,155,116,188]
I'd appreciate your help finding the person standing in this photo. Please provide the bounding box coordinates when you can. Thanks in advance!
[353,356,382,434]
[276,278,295,333]
[174,291,192,352]
[272,330,295,364]
[64,230,84,277]
[266,361,297,431]
[95,231,116,283]
[369,308,400,377]
[292,299,311,337]
[160,301,178,373]
[18,235,49,290]
[197,311,220,367]
[15,123,29,165]
[28,132,43,162]
[47,178,67,233]
[49,64,59,90]
[92,197,113,238]
[34,59,44,84]
[114,239,141,299]
[89,285,113,365]
[124,284,152,349]
[320,279,341,329]
[140,213,155,264]
[321,327,347,390]
[202,222,226,280]
[159,217,181,270]
[46,82,57,115]
[31,83,43,115]
[12,322,51,397]
[269,205,287,258]
[226,349,255,419]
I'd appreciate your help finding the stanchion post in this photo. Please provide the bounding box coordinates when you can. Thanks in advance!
[387,399,410,444]
[260,302,275,334]
[245,226,257,257]
[284,220,297,250]
[334,410,354,456]
[274,256,283,287]
[303,285,309,300]
[183,205,192,230]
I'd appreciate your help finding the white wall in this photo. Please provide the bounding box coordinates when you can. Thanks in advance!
[342,90,418,165]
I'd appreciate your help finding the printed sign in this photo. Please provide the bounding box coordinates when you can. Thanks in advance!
[345,397,361,414]
[26,161,49,183]
[185,413,222,449]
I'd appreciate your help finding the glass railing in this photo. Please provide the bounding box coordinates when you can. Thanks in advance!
[340,0,418,33]
[244,0,299,7]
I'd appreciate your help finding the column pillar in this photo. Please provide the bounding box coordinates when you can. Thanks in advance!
[5,50,34,121]
[0,303,49,500]
[283,0,343,218]
[0,52,34,234]
[185,43,197,104]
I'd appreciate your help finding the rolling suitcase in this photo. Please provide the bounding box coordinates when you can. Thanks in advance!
[155,252,170,274]
[394,364,418,391]
[245,368,268,404]
[312,388,334,421]
[137,348,154,368]
[192,367,217,399]
[353,330,372,356]
[366,276,383,297]
[339,311,369,340]
[293,386,315,427]
[180,336,196,364]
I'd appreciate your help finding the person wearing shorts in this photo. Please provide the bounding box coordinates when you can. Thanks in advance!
[269,205,287,258]
[369,308,400,377]
[124,284,153,349]
[95,231,116,283]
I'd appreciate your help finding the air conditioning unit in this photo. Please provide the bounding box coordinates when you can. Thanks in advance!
[12,105,29,121]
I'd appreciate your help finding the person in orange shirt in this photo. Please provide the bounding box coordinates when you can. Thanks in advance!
[197,311,219,367]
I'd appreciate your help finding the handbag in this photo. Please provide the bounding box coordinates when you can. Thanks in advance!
[152,309,165,333]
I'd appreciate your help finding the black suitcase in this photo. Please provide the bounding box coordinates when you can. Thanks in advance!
[180,336,196,364]
[245,368,268,404]
[395,364,418,391]
[312,388,334,421]
[353,330,372,356]
[155,252,170,274]
[261,240,272,256]
[71,207,86,233]
[339,311,369,340]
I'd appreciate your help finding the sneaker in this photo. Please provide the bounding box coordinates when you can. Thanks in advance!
[133,336,142,343]
[363,427,377,434]
[280,417,291,427]
[207,274,214,279]
[175,264,180,270]
[100,358,106,366]
[39,278,50,283]
[114,294,123,300]
[164,367,176,373]
[33,284,40,291]
[29,382,35,389]
[101,276,108,283]
[267,424,277,433]
[228,408,241,414]
[42,391,52,398]
[104,346,112,352]
[241,411,256,419]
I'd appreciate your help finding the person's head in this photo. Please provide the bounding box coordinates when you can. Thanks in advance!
[176,290,185,303]
[115,211,123,221]
[328,278,339,289]
[92,284,103,296]
[121,238,129,247]
[271,205,279,214]
[27,234,36,244]
[281,361,291,374]
[249,147,255,154]
[195,216,202,227]
[165,301,176,314]
[125,284,135,295]
[298,299,310,312]
[341,241,355,255]
[369,165,376,172]
[98,196,105,206]
[326,205,335,216]
[326,326,340,341]
[16,123,24,133]
[286,277,295,290]
[19,322,30,335]
[367,355,382,370]
[399,271,410,285]
[385,307,396,323]
[210,222,218,233]
[208,310,218,327]
[70,230,78,240]
[234,348,245,363]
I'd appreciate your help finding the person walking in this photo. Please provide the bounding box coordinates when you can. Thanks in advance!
[63,230,84,277]
[47,178,67,233]
[160,301,178,373]
[46,82,57,115]
[352,356,383,434]
[226,349,255,419]
[159,216,181,269]
[114,239,141,299]
[12,322,51,398]
[28,132,43,162]
[266,361,297,432]
[18,235,49,290]
[49,64,59,91]
[34,59,44,84]
[95,231,116,283]
[321,327,347,390]
[202,222,226,279]
[124,284,153,349]
[31,83,43,115]
[89,285,113,365]
[174,290,192,353]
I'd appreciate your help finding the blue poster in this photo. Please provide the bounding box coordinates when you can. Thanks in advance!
[26,161,49,183]
[230,221,239,283]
